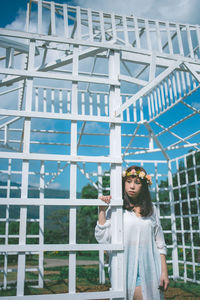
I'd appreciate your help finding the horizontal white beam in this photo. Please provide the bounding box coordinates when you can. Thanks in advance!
[1,28,199,66]
[8,48,107,86]
[121,50,200,69]
[0,243,123,252]
[0,108,121,123]
[0,151,122,163]
[0,291,125,300]
[119,74,148,86]
[0,36,39,55]
[0,67,119,87]
[0,198,123,206]
[39,47,105,71]
[124,159,167,163]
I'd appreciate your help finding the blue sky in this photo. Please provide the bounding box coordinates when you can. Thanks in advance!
[0,0,200,193]
[1,0,200,29]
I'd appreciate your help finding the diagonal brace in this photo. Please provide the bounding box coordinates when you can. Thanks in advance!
[115,60,182,117]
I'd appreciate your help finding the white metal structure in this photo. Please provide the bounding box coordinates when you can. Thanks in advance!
[0,0,200,298]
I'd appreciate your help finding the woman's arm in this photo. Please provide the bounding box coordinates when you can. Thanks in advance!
[98,195,111,225]
[153,205,169,290]
[95,195,112,244]
[159,254,169,291]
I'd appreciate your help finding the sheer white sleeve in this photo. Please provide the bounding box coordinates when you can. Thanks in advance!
[95,207,112,244]
[153,205,167,255]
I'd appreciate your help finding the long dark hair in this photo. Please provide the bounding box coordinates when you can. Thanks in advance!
[122,165,153,217]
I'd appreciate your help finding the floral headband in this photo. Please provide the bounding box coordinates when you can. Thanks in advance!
[122,169,152,185]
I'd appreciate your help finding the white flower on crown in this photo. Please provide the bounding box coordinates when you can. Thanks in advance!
[122,170,126,177]
[139,171,146,179]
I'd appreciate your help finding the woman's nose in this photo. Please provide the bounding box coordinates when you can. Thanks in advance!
[130,182,135,189]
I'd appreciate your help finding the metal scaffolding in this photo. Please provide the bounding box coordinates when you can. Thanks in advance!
[0,0,200,298]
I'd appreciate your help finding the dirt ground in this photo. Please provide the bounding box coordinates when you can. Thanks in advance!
[1,259,199,299]
[42,259,200,299]
[164,287,200,299]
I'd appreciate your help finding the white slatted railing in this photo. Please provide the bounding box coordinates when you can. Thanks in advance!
[121,69,200,122]
[32,1,200,59]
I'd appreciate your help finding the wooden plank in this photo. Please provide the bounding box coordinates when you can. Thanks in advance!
[99,11,105,42]
[88,8,93,41]
[134,17,141,48]
[186,25,194,58]
[50,1,56,35]
[63,4,69,38]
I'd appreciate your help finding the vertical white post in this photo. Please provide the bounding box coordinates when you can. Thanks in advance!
[4,159,11,289]
[168,160,179,279]
[109,50,124,296]
[76,6,81,40]
[123,15,129,46]
[166,22,173,54]
[17,39,35,296]
[176,158,186,281]
[100,11,105,42]
[97,164,105,284]
[186,25,194,59]
[38,0,42,34]
[50,1,56,36]
[88,8,93,42]
[68,44,78,294]
[184,156,195,280]
[156,21,162,53]
[145,19,152,51]
[63,4,69,38]
[6,48,14,69]
[134,17,140,49]
[176,24,184,56]
[39,161,45,288]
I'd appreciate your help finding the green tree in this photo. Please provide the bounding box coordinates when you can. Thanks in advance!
[77,184,98,244]
[77,173,110,244]
[45,209,69,244]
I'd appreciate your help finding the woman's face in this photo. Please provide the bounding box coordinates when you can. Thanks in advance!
[125,176,142,200]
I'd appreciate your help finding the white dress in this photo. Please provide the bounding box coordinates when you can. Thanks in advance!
[95,204,167,300]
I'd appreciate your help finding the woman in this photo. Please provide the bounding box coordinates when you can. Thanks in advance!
[95,165,169,300]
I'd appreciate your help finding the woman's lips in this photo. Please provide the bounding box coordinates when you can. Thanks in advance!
[128,191,135,195]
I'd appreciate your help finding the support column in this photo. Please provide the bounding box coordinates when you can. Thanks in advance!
[68,44,78,294]
[168,160,179,279]
[98,164,105,284]
[109,50,124,298]
[17,40,35,296]
[39,161,45,288]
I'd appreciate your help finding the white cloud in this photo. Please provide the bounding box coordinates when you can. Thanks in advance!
[191,102,200,110]
[5,8,27,31]
[77,0,200,24]
[47,182,62,189]
[84,121,109,133]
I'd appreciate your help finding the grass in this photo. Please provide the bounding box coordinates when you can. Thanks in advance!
[1,264,200,298]
[169,279,200,297]
[0,265,110,297]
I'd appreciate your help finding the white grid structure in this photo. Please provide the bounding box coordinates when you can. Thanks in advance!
[0,0,200,298]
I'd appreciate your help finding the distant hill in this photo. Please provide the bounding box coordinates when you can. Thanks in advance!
[0,181,81,219]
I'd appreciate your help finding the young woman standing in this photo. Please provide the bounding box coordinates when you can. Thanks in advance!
[95,165,169,300]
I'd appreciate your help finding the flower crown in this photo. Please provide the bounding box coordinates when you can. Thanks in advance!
[122,169,152,185]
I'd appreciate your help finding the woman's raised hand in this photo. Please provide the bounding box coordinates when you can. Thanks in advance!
[99,195,111,211]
